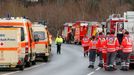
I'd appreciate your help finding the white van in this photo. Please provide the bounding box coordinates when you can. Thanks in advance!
[32,23,50,62]
[0,27,25,70]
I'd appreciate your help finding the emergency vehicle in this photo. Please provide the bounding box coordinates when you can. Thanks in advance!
[0,27,25,70]
[86,22,102,38]
[106,14,126,34]
[124,11,134,69]
[0,17,36,68]
[62,22,74,43]
[32,23,51,62]
[102,14,133,70]
[73,21,88,44]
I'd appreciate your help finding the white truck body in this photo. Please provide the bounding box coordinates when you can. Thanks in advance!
[0,28,22,68]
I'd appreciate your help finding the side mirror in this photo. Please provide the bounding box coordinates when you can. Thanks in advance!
[34,35,39,42]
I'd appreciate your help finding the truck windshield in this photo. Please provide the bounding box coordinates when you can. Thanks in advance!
[34,31,45,40]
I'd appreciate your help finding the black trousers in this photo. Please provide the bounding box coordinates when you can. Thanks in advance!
[106,52,116,66]
[89,49,96,62]
[57,45,61,54]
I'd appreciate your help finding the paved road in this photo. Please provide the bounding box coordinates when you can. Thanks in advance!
[0,44,134,75]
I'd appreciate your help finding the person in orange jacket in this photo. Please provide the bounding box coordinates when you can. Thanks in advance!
[97,32,106,67]
[102,32,110,69]
[104,31,119,71]
[88,36,98,68]
[120,31,133,71]
[81,35,90,57]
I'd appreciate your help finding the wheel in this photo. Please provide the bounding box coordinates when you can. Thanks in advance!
[19,65,24,71]
[25,61,32,67]
[78,42,81,45]
[129,63,134,69]
[43,56,48,62]
[74,42,77,44]
[32,60,36,65]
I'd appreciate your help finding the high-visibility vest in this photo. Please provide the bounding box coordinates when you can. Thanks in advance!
[89,39,98,49]
[97,37,106,52]
[55,37,63,45]
[105,35,119,52]
[121,36,133,53]
[81,36,90,47]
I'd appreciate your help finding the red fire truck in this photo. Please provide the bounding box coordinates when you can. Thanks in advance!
[106,14,126,34]
[86,22,102,38]
[62,22,73,43]
[73,21,88,44]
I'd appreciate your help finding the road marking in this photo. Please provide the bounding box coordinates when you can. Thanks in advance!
[87,67,101,75]
[87,72,95,75]
[1,71,19,75]
[95,67,101,71]
[1,63,46,75]
[24,63,46,71]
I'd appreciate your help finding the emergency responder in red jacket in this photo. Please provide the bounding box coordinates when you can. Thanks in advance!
[120,31,133,71]
[88,36,98,68]
[97,32,105,67]
[102,32,110,69]
[81,35,90,57]
[104,31,119,71]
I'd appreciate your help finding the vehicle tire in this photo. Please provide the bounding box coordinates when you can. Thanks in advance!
[79,42,81,45]
[25,61,32,67]
[129,63,134,69]
[74,42,77,44]
[19,65,24,71]
[32,60,36,65]
[43,56,48,62]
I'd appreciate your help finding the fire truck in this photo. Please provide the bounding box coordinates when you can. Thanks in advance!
[72,21,88,44]
[86,22,102,38]
[106,14,126,34]
[102,13,134,69]
[124,11,134,69]
[62,22,74,43]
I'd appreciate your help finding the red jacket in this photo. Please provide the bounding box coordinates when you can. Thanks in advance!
[81,36,90,47]
[97,37,106,52]
[104,35,119,52]
[89,39,98,50]
[121,36,133,53]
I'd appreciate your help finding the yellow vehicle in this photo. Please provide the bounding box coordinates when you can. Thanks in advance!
[0,27,25,70]
[0,17,36,68]
[32,23,51,62]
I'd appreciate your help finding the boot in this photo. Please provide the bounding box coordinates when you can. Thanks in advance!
[109,65,115,71]
[106,66,110,71]
[120,66,127,71]
[84,53,86,57]
[113,65,117,71]
[88,65,94,68]
[98,63,103,68]
[109,66,114,71]
[86,52,88,56]
[123,66,129,71]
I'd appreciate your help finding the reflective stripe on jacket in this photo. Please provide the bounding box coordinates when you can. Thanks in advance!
[89,39,98,50]
[104,35,119,52]
[97,37,106,52]
[121,36,133,53]
[81,36,90,47]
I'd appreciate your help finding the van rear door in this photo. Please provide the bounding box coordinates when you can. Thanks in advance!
[0,28,21,66]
